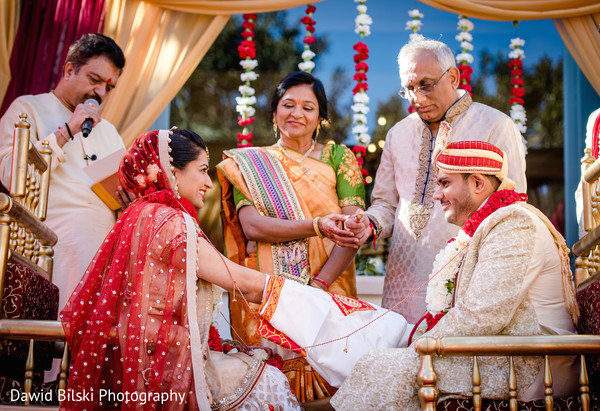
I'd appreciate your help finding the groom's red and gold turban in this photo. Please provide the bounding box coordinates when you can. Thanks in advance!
[434,140,515,190]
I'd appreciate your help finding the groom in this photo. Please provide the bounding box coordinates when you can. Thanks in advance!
[254,141,579,409]
[329,140,580,409]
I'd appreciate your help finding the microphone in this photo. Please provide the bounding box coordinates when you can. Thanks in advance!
[81,98,99,138]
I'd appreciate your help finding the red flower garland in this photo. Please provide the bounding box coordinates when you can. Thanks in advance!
[237,14,258,148]
[352,41,370,181]
[301,5,317,44]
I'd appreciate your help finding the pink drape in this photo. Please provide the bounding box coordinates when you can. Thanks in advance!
[0,0,105,116]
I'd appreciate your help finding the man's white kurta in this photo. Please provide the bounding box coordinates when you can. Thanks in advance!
[367,91,527,322]
[0,93,125,310]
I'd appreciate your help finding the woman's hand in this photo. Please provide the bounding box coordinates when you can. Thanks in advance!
[318,214,361,248]
[343,210,372,247]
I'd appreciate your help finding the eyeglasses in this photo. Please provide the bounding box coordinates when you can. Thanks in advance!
[398,69,450,100]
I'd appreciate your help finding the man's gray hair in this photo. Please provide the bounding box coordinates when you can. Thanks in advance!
[397,34,456,75]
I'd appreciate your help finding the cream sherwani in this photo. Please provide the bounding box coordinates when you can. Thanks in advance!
[331,203,577,409]
[368,91,527,322]
[0,93,125,310]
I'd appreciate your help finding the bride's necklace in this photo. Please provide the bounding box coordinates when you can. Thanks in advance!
[276,138,316,164]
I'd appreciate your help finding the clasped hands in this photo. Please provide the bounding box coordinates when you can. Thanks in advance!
[318,209,372,248]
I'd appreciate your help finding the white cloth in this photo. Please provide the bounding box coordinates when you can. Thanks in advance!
[259,279,411,387]
[0,93,125,310]
[331,203,578,410]
[367,91,527,322]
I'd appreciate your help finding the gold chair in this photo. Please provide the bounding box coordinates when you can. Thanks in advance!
[415,149,600,411]
[0,114,67,407]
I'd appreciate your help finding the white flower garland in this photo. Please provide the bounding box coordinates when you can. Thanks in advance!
[352,0,372,148]
[405,9,424,41]
[455,16,474,65]
[509,37,527,135]
[425,230,472,315]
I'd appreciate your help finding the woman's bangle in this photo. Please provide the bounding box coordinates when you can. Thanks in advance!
[312,276,330,289]
[64,122,74,140]
[313,216,324,239]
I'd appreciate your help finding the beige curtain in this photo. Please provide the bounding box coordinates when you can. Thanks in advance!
[0,0,19,103]
[418,0,600,95]
[102,0,319,146]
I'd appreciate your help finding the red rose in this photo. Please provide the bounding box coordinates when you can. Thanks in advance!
[300,16,316,26]
[306,25,315,33]
[353,42,369,53]
[459,73,471,83]
[360,168,369,177]
[241,40,255,48]
[353,145,367,156]
[509,97,524,106]
[353,72,367,82]
[241,30,254,39]
[458,64,473,75]
[508,58,523,69]
[356,156,364,166]
[353,52,369,63]
[511,77,524,87]
[237,117,255,126]
[353,82,368,94]
[355,62,369,72]
[303,36,317,44]
[237,142,253,148]
[236,132,253,143]
[243,14,257,20]
[459,83,472,92]
[266,353,284,371]
[408,105,415,114]
[242,21,255,30]
[510,87,525,97]
[510,68,523,77]
[208,326,223,352]
[305,4,316,13]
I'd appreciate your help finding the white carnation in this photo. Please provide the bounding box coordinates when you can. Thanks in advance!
[408,9,424,18]
[302,50,316,60]
[355,14,372,26]
[238,85,255,96]
[298,61,315,72]
[355,24,371,36]
[251,348,269,362]
[457,18,474,32]
[405,20,423,31]
[510,37,525,48]
[357,4,367,13]
[455,32,473,42]
[353,124,369,135]
[409,33,421,41]
[455,52,473,64]
[235,96,256,106]
[357,133,371,145]
[353,92,370,104]
[508,49,525,60]
[353,113,368,124]
[239,59,258,70]
[240,71,258,82]
[460,41,474,51]
[236,105,255,117]
[351,103,370,114]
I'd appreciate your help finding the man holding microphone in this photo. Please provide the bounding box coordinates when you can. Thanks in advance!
[0,33,130,311]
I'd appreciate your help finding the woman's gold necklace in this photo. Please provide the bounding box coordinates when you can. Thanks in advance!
[275,139,316,174]
[276,138,316,163]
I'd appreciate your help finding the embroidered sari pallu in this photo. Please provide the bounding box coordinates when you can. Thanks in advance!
[218,145,362,401]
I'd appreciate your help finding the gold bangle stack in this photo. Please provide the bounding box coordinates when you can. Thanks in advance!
[313,216,324,239]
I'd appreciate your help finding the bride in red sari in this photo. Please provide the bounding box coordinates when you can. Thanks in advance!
[60,129,300,410]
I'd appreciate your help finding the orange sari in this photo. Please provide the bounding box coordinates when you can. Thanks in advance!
[217,144,362,402]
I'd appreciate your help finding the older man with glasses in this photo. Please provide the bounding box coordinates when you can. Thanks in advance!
[343,35,527,324]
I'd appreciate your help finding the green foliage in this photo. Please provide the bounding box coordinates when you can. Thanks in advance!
[471,50,563,148]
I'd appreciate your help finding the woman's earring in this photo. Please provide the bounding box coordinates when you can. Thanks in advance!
[273,121,278,138]
[315,123,321,140]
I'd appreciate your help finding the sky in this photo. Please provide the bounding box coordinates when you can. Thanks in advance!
[279,0,564,142]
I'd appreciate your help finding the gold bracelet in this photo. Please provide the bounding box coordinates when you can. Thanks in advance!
[313,217,324,239]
